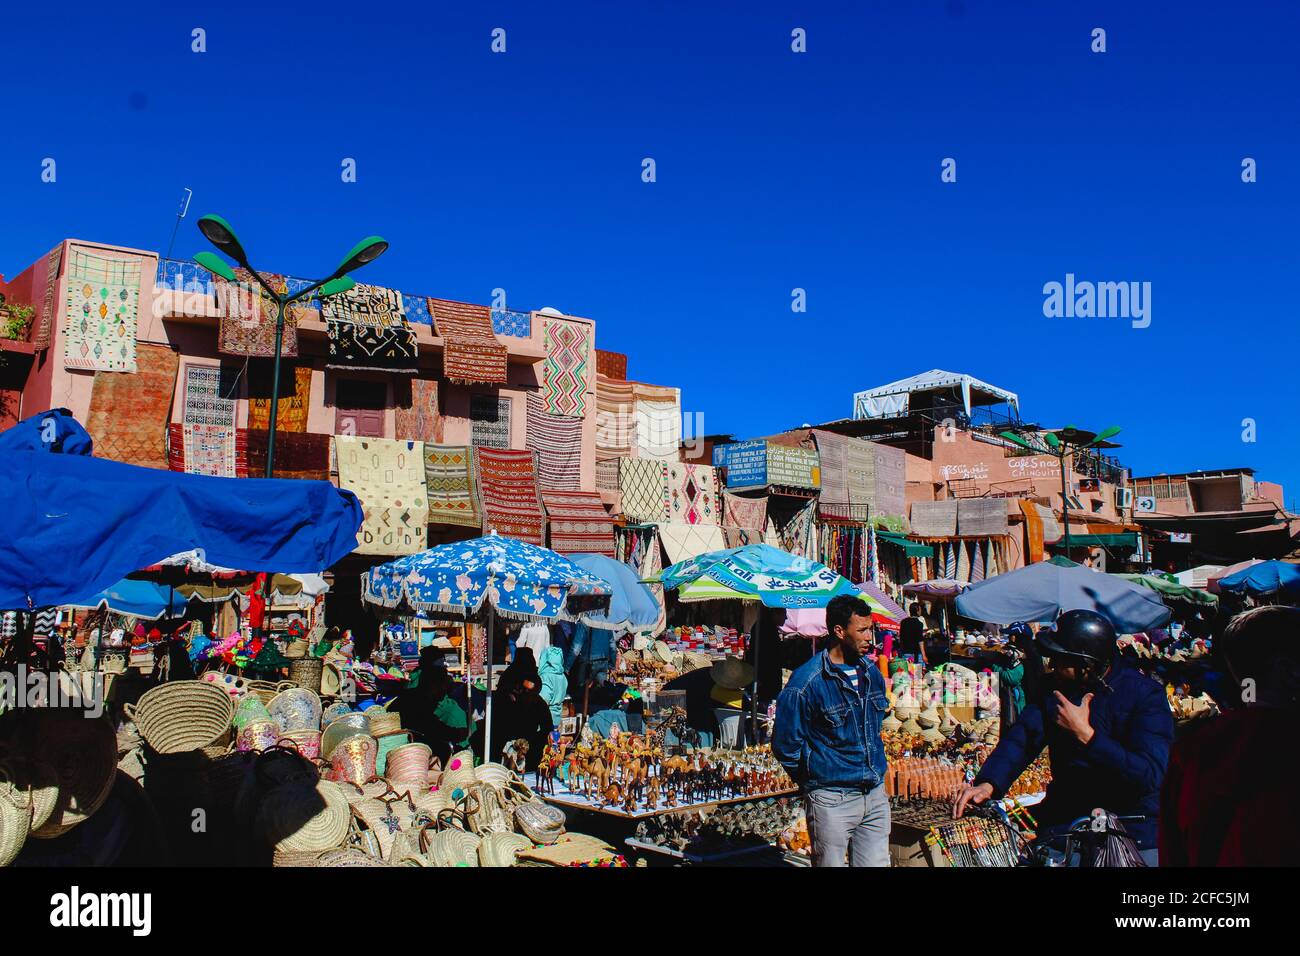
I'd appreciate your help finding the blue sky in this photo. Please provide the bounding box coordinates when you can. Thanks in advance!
[2,1,1297,503]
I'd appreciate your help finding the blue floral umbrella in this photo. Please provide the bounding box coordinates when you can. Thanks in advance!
[362,533,614,757]
[661,544,859,609]
[362,532,613,622]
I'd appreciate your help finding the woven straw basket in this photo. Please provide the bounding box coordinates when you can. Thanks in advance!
[478,831,531,868]
[516,832,619,867]
[288,657,324,695]
[126,680,235,755]
[247,679,297,706]
[440,750,477,798]
[25,713,118,839]
[0,765,33,867]
[257,779,351,853]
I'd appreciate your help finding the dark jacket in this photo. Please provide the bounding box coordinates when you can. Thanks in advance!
[773,650,888,792]
[975,662,1173,848]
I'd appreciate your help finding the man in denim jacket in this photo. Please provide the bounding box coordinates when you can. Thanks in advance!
[774,594,891,866]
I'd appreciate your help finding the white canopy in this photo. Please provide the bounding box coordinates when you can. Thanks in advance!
[853,369,1020,420]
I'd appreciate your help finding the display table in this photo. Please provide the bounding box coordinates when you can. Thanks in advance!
[542,782,799,820]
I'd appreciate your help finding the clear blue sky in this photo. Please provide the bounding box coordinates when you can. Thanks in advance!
[2,1,1297,503]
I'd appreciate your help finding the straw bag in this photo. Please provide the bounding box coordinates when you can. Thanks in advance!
[320,663,343,698]
[236,719,282,753]
[248,679,297,706]
[316,847,387,868]
[256,779,351,853]
[461,782,513,836]
[508,782,566,845]
[440,749,477,798]
[285,639,310,659]
[267,687,322,734]
[474,761,521,792]
[325,735,377,788]
[478,831,531,868]
[367,709,402,738]
[321,713,371,760]
[126,680,235,754]
[0,751,59,834]
[277,729,322,760]
[351,786,433,861]
[419,809,481,867]
[384,742,438,793]
[288,657,324,695]
[0,764,33,867]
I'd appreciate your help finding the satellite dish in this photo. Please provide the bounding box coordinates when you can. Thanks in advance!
[537,306,564,316]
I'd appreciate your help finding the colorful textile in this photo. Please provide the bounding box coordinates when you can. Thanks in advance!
[469,394,512,449]
[595,458,621,493]
[431,298,507,384]
[217,269,300,358]
[634,399,681,461]
[542,490,616,557]
[491,308,531,338]
[596,349,627,380]
[245,430,331,480]
[393,377,441,443]
[664,462,721,526]
[402,293,432,326]
[476,448,546,545]
[85,342,177,468]
[364,535,611,622]
[423,445,481,528]
[662,543,858,609]
[911,500,959,538]
[723,492,768,535]
[63,248,140,372]
[658,523,728,565]
[34,245,63,351]
[813,431,849,505]
[971,540,987,583]
[618,457,667,524]
[596,375,635,471]
[181,364,238,427]
[322,284,419,373]
[957,498,1009,537]
[767,444,820,490]
[167,422,245,477]
[247,364,312,433]
[335,436,428,555]
[846,437,875,506]
[779,499,818,560]
[871,443,907,519]
[525,392,583,491]
[956,540,971,583]
[540,317,592,418]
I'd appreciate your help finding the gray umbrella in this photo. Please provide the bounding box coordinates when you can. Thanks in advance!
[955,561,1172,632]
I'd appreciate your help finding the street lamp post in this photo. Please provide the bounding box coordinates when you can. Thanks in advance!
[1000,425,1122,563]
[194,218,388,477]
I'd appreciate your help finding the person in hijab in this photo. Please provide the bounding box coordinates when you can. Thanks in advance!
[482,647,553,771]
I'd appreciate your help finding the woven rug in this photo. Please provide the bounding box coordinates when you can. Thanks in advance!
[84,342,177,467]
[167,422,246,477]
[540,317,591,418]
[469,394,512,449]
[595,457,621,492]
[659,523,727,564]
[779,500,818,560]
[542,490,615,556]
[322,284,419,373]
[595,349,627,380]
[910,500,958,538]
[634,399,681,461]
[872,443,907,519]
[491,308,531,338]
[596,375,635,461]
[181,363,238,427]
[476,448,546,545]
[403,293,432,326]
[33,245,63,350]
[767,444,821,489]
[525,392,583,491]
[813,431,849,505]
[63,248,140,372]
[430,298,507,385]
[394,377,442,443]
[216,269,300,358]
[335,436,428,555]
[245,431,331,480]
[956,498,1009,537]
[424,444,481,529]
[846,437,876,506]
[722,492,767,535]
[247,363,311,432]
[618,457,668,524]
[665,462,721,526]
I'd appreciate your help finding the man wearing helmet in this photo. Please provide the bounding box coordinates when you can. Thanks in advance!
[952,609,1174,863]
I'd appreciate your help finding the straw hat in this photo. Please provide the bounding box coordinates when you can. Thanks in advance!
[711,656,755,691]
[915,707,940,730]
[652,640,676,665]
[900,717,923,735]
[681,652,714,674]
[256,779,351,853]
[368,709,403,738]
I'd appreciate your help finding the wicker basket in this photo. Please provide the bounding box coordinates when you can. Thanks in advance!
[367,709,402,738]
[478,831,531,868]
[248,679,298,706]
[267,687,322,734]
[126,680,235,755]
[419,810,481,867]
[256,780,351,853]
[277,729,322,760]
[288,657,324,695]
[440,749,477,798]
[285,639,310,659]
[27,713,118,839]
[0,764,33,867]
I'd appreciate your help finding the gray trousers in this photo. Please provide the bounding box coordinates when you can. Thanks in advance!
[805,785,891,867]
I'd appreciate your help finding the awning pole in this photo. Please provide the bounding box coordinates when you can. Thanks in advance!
[484,610,495,763]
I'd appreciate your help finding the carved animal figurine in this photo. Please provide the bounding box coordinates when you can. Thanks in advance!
[502,738,529,776]
[589,755,609,799]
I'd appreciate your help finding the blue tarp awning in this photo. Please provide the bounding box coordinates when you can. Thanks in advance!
[0,448,363,611]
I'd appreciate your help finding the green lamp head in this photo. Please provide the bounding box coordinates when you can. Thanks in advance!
[196,214,249,267]
[193,251,237,283]
[332,236,388,279]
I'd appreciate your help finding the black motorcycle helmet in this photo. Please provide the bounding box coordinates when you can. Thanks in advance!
[1037,609,1117,669]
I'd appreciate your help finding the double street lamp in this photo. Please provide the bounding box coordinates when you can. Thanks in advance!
[1000,424,1122,558]
[193,214,388,477]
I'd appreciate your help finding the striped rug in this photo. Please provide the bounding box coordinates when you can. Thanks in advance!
[430,298,508,385]
[525,391,583,491]
[542,490,615,556]
[423,444,481,529]
[476,447,546,545]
